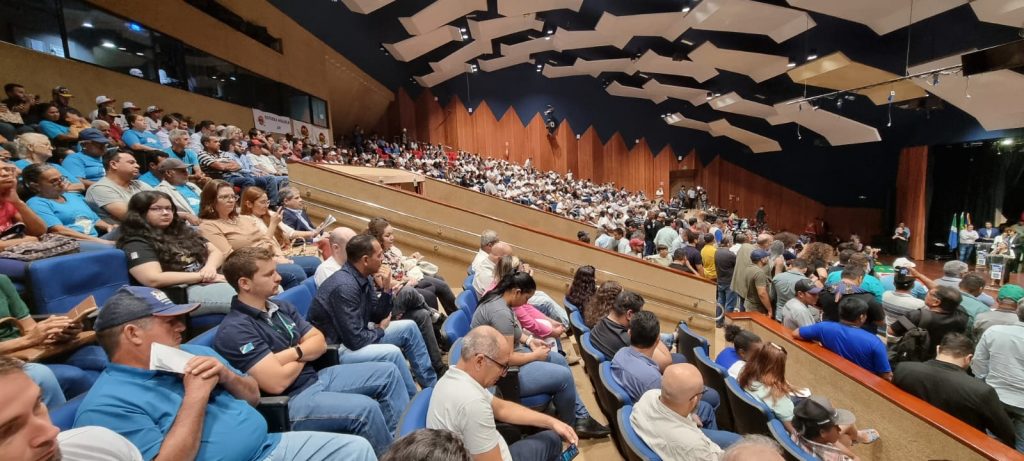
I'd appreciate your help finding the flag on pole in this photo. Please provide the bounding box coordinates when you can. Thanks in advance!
[948,214,959,250]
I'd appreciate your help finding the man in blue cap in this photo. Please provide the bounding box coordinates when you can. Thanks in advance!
[62,128,110,188]
[75,286,374,461]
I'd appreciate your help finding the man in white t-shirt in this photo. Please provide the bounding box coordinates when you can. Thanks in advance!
[0,356,143,461]
[427,326,576,461]
[472,230,499,273]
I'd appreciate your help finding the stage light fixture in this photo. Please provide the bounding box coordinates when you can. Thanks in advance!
[1002,138,1014,146]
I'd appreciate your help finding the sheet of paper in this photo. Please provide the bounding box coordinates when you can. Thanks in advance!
[149,342,195,374]
[314,215,336,235]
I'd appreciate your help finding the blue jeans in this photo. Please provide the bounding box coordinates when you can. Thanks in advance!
[716,284,739,325]
[1004,403,1024,453]
[223,173,256,190]
[277,256,320,290]
[509,430,562,461]
[518,348,590,424]
[252,175,281,206]
[340,343,418,399]
[530,291,569,327]
[959,244,975,263]
[25,363,65,408]
[288,362,409,456]
[264,431,374,461]
[694,400,741,448]
[381,319,438,390]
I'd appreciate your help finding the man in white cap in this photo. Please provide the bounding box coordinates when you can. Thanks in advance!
[88,95,116,122]
[120,101,139,129]
[144,106,163,132]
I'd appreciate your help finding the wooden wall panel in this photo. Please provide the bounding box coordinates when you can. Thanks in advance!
[895,146,928,259]
[826,207,885,243]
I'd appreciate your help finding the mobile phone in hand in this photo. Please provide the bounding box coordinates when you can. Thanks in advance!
[560,444,578,461]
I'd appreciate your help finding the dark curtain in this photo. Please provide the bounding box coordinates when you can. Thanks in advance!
[926,142,1024,254]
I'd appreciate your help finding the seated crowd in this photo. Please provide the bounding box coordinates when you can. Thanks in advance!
[3,80,1022,461]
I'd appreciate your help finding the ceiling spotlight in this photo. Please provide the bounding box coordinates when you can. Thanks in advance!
[468,107,474,114]
[858,195,867,200]
[117,47,127,51]
[135,52,144,56]
[1002,138,1014,146]
[82,22,93,28]
[545,36,551,40]
[787,62,796,68]
[101,41,116,48]
[229,75,237,81]
[705,91,713,100]
[806,53,817,61]
[576,134,581,140]
[682,7,691,12]
[461,34,469,40]
[547,29,554,35]
[460,28,467,32]
[836,99,842,109]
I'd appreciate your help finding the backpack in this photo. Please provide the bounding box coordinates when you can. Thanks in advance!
[888,309,933,365]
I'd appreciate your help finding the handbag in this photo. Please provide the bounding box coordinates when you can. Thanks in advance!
[282,238,326,260]
[6,296,98,362]
[0,233,79,261]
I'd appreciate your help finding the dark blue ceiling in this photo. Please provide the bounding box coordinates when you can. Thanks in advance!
[269,0,1023,207]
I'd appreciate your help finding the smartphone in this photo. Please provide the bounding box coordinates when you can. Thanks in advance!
[560,444,579,461]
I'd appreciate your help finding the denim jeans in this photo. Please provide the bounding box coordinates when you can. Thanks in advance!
[381,319,438,389]
[518,348,590,424]
[263,431,375,461]
[288,362,409,456]
[509,430,563,461]
[25,363,66,408]
[716,284,739,325]
[693,400,741,448]
[340,343,418,399]
[1004,403,1024,453]
[959,244,975,263]
[416,275,457,315]
[186,282,236,316]
[530,291,569,327]
[277,256,320,290]
[252,175,281,206]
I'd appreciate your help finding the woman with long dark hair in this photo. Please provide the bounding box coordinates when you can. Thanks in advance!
[564,265,596,310]
[118,190,235,315]
[367,217,458,315]
[198,180,320,290]
[583,281,622,328]
[470,272,610,438]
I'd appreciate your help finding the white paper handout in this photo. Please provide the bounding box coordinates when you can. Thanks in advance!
[314,215,336,236]
[150,342,196,374]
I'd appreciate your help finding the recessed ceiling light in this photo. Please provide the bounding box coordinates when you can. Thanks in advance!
[82,22,93,28]
[787,62,796,68]
[117,47,127,51]
[460,28,466,32]
[682,7,691,12]
[806,54,818,61]
[858,195,867,199]
[135,52,144,56]
[544,36,551,40]
[547,29,554,35]
[101,41,115,48]
[1002,138,1014,146]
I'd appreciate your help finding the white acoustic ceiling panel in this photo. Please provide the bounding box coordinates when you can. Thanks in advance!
[690,0,815,43]
[688,42,790,83]
[383,26,463,62]
[497,0,583,16]
[415,16,541,85]
[665,113,712,132]
[399,0,488,35]
[542,58,634,78]
[478,54,530,72]
[632,50,718,83]
[709,92,779,120]
[468,15,544,40]
[708,119,782,153]
[969,0,1024,27]
[429,39,493,73]
[643,80,709,106]
[500,37,556,58]
[787,0,965,36]
[908,53,1024,131]
[415,64,467,87]
[606,82,667,104]
[768,101,882,146]
[594,12,693,44]
[339,0,395,14]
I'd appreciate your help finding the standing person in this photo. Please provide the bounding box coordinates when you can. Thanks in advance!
[972,307,1024,452]
[974,285,1024,338]
[715,235,739,325]
[888,286,967,361]
[756,206,766,227]
[960,224,980,264]
[772,259,811,323]
[742,250,774,319]
[979,222,1001,242]
[701,234,718,282]
[892,225,910,258]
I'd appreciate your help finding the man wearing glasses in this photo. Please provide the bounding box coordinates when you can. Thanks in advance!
[63,128,111,188]
[428,325,577,461]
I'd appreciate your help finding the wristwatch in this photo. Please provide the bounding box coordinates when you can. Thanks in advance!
[294,345,303,360]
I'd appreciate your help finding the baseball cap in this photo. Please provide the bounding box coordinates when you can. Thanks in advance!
[145,105,162,114]
[156,158,188,172]
[794,395,855,427]
[77,128,110,144]
[52,86,73,97]
[795,279,822,294]
[997,284,1024,303]
[750,249,771,262]
[94,286,199,331]
[892,257,917,269]
[95,95,115,105]
[123,101,139,110]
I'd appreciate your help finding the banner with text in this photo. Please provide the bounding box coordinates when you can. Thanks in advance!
[291,120,332,146]
[252,109,292,134]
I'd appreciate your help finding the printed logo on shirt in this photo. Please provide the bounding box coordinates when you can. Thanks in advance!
[240,342,254,354]
[129,252,139,260]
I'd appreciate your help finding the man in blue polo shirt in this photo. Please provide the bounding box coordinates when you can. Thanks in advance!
[62,128,108,187]
[793,297,893,381]
[138,150,168,187]
[75,286,373,461]
[214,246,408,456]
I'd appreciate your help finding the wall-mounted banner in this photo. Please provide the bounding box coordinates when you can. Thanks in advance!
[252,109,292,134]
[292,120,332,146]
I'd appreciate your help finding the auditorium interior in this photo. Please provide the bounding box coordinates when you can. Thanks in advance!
[1,0,1024,460]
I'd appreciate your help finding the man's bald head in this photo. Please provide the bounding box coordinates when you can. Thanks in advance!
[722,435,784,461]
[489,242,514,261]
[661,363,704,406]
[328,227,359,262]
[461,325,506,361]
[756,233,773,248]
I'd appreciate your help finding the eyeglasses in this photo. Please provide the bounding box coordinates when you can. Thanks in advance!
[217,194,237,202]
[148,206,174,214]
[481,354,509,376]
[689,388,707,401]
[44,176,67,186]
